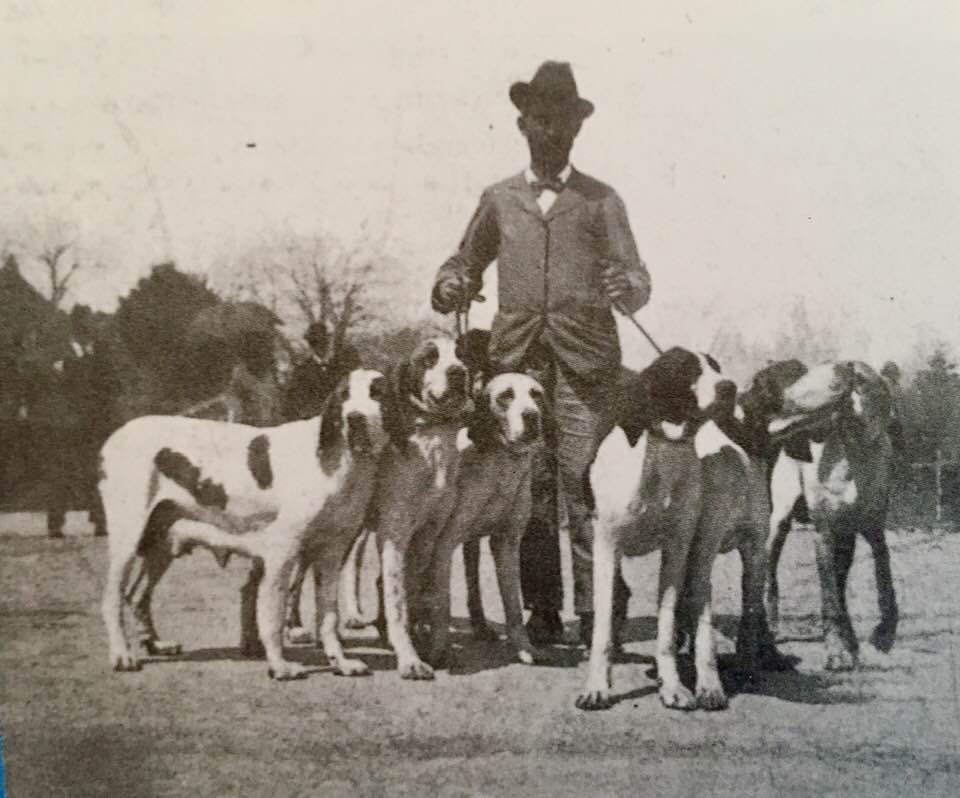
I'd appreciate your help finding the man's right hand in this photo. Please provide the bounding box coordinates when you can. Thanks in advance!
[432,279,471,314]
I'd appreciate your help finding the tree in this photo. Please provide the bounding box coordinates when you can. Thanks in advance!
[904,346,960,463]
[114,262,222,409]
[211,232,388,354]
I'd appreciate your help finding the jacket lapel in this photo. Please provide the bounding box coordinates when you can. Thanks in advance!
[506,173,544,218]
[544,169,587,221]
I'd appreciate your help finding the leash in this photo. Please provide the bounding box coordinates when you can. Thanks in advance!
[614,300,663,356]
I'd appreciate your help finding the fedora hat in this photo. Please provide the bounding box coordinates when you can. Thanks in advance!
[510,61,594,119]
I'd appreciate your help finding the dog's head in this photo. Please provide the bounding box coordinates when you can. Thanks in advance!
[318,368,389,471]
[729,359,809,457]
[769,360,891,446]
[381,337,471,448]
[468,373,547,452]
[615,348,737,443]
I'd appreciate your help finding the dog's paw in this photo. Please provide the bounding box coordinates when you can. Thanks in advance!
[659,682,696,711]
[110,651,142,672]
[575,689,614,711]
[332,657,370,677]
[870,623,897,654]
[285,626,314,645]
[695,685,729,711]
[143,639,182,657]
[343,615,371,631]
[825,649,858,672]
[267,661,308,681]
[398,658,435,680]
[517,647,539,665]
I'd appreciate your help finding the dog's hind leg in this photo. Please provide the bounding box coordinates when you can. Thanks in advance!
[463,538,496,641]
[240,559,265,658]
[285,557,313,644]
[129,543,181,657]
[864,519,898,653]
[101,495,147,672]
[342,530,374,629]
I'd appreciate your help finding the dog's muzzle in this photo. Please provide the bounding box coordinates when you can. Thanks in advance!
[346,412,373,454]
[520,409,542,443]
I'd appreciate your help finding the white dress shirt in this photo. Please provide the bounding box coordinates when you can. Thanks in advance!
[524,162,573,214]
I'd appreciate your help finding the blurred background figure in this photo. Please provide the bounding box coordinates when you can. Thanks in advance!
[282,320,360,422]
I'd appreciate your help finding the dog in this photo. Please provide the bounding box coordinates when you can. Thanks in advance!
[415,371,548,668]
[367,336,473,679]
[765,361,897,670]
[99,368,388,680]
[576,347,737,711]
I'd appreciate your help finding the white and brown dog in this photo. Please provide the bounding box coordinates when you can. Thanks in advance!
[576,348,737,711]
[416,371,548,668]
[99,368,388,680]
[766,361,897,670]
[367,337,473,679]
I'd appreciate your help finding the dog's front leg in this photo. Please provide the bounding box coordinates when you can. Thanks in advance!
[257,537,308,681]
[656,526,697,710]
[490,533,537,665]
[285,556,313,644]
[683,523,727,710]
[575,521,618,710]
[381,535,435,680]
[313,540,369,677]
[813,519,858,671]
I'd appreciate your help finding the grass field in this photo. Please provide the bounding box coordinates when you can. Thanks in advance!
[2,512,960,797]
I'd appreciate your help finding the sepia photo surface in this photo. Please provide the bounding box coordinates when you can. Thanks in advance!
[2,2,959,796]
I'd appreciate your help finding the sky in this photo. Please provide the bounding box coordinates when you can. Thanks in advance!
[1,1,958,371]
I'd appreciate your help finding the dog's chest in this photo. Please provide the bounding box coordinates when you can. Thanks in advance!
[593,430,702,554]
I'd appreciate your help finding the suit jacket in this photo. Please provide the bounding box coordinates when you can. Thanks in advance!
[432,169,650,383]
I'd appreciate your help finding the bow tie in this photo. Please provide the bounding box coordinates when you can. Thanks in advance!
[531,176,565,196]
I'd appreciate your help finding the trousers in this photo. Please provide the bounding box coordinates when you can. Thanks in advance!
[518,354,629,617]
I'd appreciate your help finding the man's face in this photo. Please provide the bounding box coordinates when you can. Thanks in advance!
[518,108,583,174]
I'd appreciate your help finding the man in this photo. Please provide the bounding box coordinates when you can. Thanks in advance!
[432,61,651,644]
[282,321,360,422]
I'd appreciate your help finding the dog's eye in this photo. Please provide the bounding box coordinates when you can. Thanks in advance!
[704,353,722,373]
[530,387,544,402]
[416,343,439,370]
[496,388,514,408]
[369,376,385,402]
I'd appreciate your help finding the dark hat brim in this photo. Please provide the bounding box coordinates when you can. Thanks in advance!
[509,81,594,119]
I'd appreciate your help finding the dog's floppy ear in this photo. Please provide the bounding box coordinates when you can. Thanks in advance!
[456,329,493,380]
[643,347,700,424]
[380,359,416,450]
[610,367,652,446]
[531,382,557,449]
[467,384,499,451]
[317,382,345,472]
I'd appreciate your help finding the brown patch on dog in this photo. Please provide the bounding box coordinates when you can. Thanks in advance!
[154,448,228,509]
[247,435,273,489]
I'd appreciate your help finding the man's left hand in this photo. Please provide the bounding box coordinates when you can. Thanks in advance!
[599,260,633,304]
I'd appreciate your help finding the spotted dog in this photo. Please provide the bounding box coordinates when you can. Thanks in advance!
[576,348,736,711]
[368,337,473,680]
[99,369,388,680]
[766,361,897,670]
[415,372,548,668]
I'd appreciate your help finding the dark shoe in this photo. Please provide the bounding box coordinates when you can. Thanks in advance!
[526,609,564,645]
